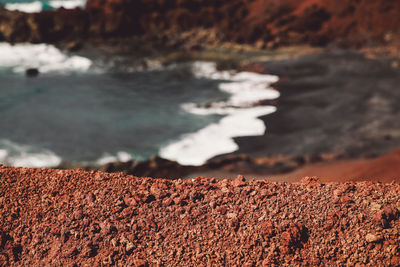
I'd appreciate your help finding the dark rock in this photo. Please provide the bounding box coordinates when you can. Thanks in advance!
[25,68,39,77]
[64,41,82,51]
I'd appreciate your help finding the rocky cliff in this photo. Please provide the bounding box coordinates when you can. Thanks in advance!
[0,0,399,49]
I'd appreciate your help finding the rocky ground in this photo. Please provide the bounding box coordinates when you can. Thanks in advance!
[1,166,399,266]
[1,0,400,53]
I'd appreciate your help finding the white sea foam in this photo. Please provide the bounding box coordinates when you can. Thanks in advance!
[0,139,61,168]
[5,0,86,12]
[95,151,132,165]
[4,1,42,12]
[159,61,279,166]
[49,0,85,9]
[0,42,92,74]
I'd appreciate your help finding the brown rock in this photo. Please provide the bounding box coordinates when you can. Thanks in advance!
[232,175,247,187]
[134,259,148,267]
[262,221,274,237]
[391,256,400,266]
[126,242,134,253]
[373,205,399,228]
[365,234,382,243]
[300,176,320,186]
[162,197,174,206]
[0,253,9,266]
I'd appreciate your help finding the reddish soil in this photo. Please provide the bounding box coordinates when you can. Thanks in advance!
[189,149,400,184]
[269,149,400,183]
[1,166,400,265]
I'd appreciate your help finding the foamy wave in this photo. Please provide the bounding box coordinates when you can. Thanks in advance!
[160,62,279,166]
[0,139,61,168]
[0,43,92,74]
[49,0,85,9]
[4,1,42,12]
[5,0,86,12]
[95,151,132,165]
[160,106,276,166]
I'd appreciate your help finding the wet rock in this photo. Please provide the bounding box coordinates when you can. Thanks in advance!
[25,68,39,77]
[64,41,83,52]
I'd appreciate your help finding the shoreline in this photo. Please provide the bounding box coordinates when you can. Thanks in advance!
[52,47,400,183]
[159,61,279,166]
[2,44,400,184]
[233,49,400,158]
[1,0,400,181]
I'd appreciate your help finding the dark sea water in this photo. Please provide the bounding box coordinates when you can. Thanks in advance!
[0,43,279,167]
[0,53,229,166]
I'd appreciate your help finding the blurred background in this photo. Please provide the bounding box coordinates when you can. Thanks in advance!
[0,0,400,181]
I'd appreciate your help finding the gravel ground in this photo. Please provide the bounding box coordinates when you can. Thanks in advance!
[0,166,399,266]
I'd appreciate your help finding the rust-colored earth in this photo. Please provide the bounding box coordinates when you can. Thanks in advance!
[1,0,400,50]
[193,148,400,184]
[1,166,399,265]
[1,1,400,265]
[270,148,400,183]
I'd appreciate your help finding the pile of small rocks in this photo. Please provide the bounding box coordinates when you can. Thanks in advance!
[0,166,399,266]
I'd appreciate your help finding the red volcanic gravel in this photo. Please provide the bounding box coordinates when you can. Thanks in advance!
[0,166,400,266]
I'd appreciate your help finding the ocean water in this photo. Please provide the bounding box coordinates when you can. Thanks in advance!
[0,43,279,167]
[0,0,85,12]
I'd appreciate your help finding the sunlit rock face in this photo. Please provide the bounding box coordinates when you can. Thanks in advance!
[1,0,400,47]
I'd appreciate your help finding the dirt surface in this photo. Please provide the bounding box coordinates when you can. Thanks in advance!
[189,148,400,184]
[268,148,400,183]
[1,166,400,266]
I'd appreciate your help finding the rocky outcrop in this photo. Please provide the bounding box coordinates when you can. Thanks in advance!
[1,0,400,49]
[0,6,88,43]
[57,153,333,180]
[1,166,400,265]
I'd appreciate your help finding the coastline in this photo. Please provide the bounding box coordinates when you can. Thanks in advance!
[1,0,400,182]
[1,43,398,183]
[234,49,400,159]
[48,47,400,183]
[2,1,400,265]
[192,49,400,182]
